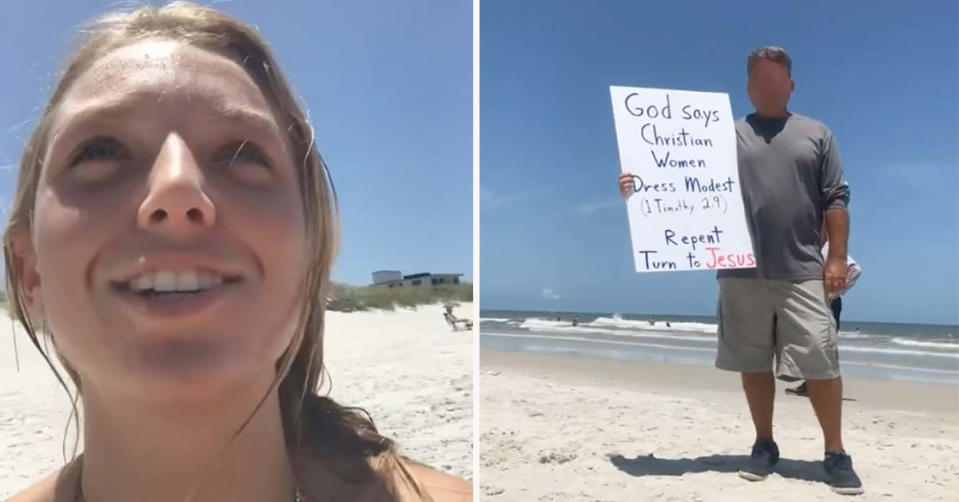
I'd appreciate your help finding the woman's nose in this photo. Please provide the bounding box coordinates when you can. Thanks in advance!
[137,133,216,238]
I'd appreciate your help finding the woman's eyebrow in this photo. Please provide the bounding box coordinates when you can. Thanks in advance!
[203,106,284,140]
[48,93,284,148]
[48,96,142,146]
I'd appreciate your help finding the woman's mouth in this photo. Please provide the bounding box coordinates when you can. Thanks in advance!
[111,269,243,320]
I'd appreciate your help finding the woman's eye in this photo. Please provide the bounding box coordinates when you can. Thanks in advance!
[70,137,129,167]
[217,140,274,184]
[222,140,270,168]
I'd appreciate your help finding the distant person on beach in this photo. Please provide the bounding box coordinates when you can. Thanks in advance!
[444,305,473,331]
[619,46,862,495]
[2,3,468,502]
[571,316,579,326]
[788,224,862,397]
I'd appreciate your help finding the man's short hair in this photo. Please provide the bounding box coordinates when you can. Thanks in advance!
[748,46,792,77]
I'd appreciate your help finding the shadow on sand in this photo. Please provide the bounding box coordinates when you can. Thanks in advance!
[609,453,827,483]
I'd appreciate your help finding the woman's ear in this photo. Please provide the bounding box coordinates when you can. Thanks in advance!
[9,230,45,323]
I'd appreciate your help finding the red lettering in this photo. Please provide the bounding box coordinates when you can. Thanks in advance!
[706,249,756,269]
[705,247,720,269]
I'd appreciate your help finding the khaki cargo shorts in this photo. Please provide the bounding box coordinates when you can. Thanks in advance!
[715,278,840,381]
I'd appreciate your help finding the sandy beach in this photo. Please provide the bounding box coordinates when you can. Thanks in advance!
[480,349,959,502]
[0,303,473,498]
[324,303,474,479]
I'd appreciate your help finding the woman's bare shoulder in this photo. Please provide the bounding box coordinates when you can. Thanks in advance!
[402,460,472,502]
[6,459,80,502]
[5,474,53,502]
[5,467,70,502]
[294,450,471,502]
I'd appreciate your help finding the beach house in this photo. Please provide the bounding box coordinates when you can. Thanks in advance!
[371,270,463,289]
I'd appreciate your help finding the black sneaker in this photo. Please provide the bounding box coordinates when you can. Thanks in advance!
[739,439,779,481]
[824,450,864,495]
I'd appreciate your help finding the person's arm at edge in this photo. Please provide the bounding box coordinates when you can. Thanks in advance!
[825,209,849,263]
[820,128,850,292]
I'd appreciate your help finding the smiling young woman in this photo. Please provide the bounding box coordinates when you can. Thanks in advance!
[3,3,469,502]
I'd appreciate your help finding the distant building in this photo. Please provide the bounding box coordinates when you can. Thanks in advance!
[371,270,463,289]
[371,270,403,284]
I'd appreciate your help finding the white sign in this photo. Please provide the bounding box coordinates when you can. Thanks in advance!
[609,86,755,273]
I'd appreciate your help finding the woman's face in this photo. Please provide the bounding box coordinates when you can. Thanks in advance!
[17,40,310,403]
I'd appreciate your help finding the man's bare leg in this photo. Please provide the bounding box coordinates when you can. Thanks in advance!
[807,377,844,452]
[738,371,780,481]
[742,371,775,440]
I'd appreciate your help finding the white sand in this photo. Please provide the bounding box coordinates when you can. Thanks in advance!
[0,303,473,498]
[481,350,959,502]
[324,303,473,479]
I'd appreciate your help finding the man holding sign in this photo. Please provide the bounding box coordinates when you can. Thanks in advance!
[616,47,861,495]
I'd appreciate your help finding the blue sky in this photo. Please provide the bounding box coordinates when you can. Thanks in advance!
[0,0,471,287]
[480,0,959,324]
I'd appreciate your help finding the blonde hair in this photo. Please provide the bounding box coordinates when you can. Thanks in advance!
[2,2,429,500]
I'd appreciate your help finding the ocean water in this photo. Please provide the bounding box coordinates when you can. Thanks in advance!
[479,310,959,385]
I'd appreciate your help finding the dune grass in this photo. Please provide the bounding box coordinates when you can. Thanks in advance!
[327,281,472,312]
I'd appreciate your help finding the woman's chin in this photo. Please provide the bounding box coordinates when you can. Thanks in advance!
[109,344,274,407]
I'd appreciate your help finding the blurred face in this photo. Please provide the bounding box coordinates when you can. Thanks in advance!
[15,40,310,404]
[747,57,794,116]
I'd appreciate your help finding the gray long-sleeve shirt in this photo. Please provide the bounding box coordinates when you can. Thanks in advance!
[718,112,850,281]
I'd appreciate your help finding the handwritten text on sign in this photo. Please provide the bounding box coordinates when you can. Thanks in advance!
[609,86,755,273]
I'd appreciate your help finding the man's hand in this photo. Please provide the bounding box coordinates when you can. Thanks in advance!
[619,173,635,199]
[824,256,847,294]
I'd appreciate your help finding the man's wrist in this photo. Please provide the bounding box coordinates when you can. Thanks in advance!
[827,247,847,260]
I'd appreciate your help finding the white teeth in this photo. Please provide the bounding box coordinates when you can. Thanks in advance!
[125,269,227,293]
[175,270,199,291]
[153,271,177,292]
[133,275,153,291]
